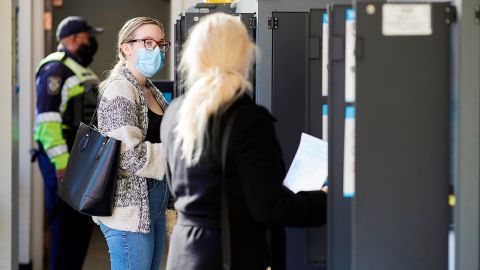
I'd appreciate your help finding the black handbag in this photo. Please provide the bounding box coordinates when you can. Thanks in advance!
[58,106,121,216]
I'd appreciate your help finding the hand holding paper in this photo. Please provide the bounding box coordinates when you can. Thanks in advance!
[283,133,328,193]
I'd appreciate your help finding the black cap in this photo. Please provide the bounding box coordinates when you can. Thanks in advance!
[56,16,104,41]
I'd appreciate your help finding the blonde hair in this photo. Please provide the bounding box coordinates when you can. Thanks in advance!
[175,13,256,166]
[99,17,164,90]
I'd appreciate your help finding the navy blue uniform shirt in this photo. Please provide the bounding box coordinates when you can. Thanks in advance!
[35,49,83,115]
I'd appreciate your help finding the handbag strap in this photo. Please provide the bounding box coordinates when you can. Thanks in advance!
[88,85,102,128]
[220,109,238,270]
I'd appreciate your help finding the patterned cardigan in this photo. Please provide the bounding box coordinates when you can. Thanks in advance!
[93,67,168,233]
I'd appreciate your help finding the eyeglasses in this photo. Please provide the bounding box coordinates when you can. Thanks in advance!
[126,38,171,52]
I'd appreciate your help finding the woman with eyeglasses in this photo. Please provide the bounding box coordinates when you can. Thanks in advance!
[93,17,171,270]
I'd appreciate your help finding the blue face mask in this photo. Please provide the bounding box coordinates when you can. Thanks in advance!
[134,47,165,78]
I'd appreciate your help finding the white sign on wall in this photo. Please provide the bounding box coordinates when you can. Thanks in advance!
[382,4,432,36]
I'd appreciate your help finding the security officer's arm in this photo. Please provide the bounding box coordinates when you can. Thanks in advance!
[34,62,69,172]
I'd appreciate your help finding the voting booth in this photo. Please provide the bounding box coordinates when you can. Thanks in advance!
[175,1,456,269]
[247,1,454,270]
[353,3,451,270]
[173,3,256,98]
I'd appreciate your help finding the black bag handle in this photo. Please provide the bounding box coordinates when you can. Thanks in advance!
[88,85,105,129]
[220,109,238,270]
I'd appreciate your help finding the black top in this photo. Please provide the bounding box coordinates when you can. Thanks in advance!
[161,94,327,269]
[146,108,162,143]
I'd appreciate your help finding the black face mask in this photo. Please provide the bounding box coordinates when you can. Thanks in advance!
[77,37,98,66]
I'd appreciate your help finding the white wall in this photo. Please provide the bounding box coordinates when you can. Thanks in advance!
[18,0,34,264]
[0,0,16,268]
[235,0,258,13]
[16,0,45,268]
[31,0,45,267]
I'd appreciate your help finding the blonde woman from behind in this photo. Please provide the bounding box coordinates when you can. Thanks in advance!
[161,13,327,270]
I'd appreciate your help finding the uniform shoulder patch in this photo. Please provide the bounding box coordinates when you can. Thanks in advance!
[47,76,62,95]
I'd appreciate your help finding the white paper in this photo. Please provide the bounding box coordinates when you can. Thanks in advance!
[284,133,328,193]
[382,4,432,36]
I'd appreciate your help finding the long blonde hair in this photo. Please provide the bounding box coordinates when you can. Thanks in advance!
[99,17,164,90]
[175,13,256,166]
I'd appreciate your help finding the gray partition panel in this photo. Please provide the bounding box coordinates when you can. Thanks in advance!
[256,0,352,110]
[326,5,352,270]
[454,1,480,269]
[355,3,451,270]
[307,8,327,266]
[271,12,308,167]
[173,17,185,98]
[271,11,325,270]
[308,9,325,137]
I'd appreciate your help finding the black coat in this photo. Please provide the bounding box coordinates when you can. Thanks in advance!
[161,94,327,270]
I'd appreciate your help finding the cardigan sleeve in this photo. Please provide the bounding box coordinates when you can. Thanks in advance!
[98,78,166,180]
[232,105,327,227]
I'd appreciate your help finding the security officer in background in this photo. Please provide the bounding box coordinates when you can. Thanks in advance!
[34,16,103,270]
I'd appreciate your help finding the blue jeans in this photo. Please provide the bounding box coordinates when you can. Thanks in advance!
[100,179,169,270]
